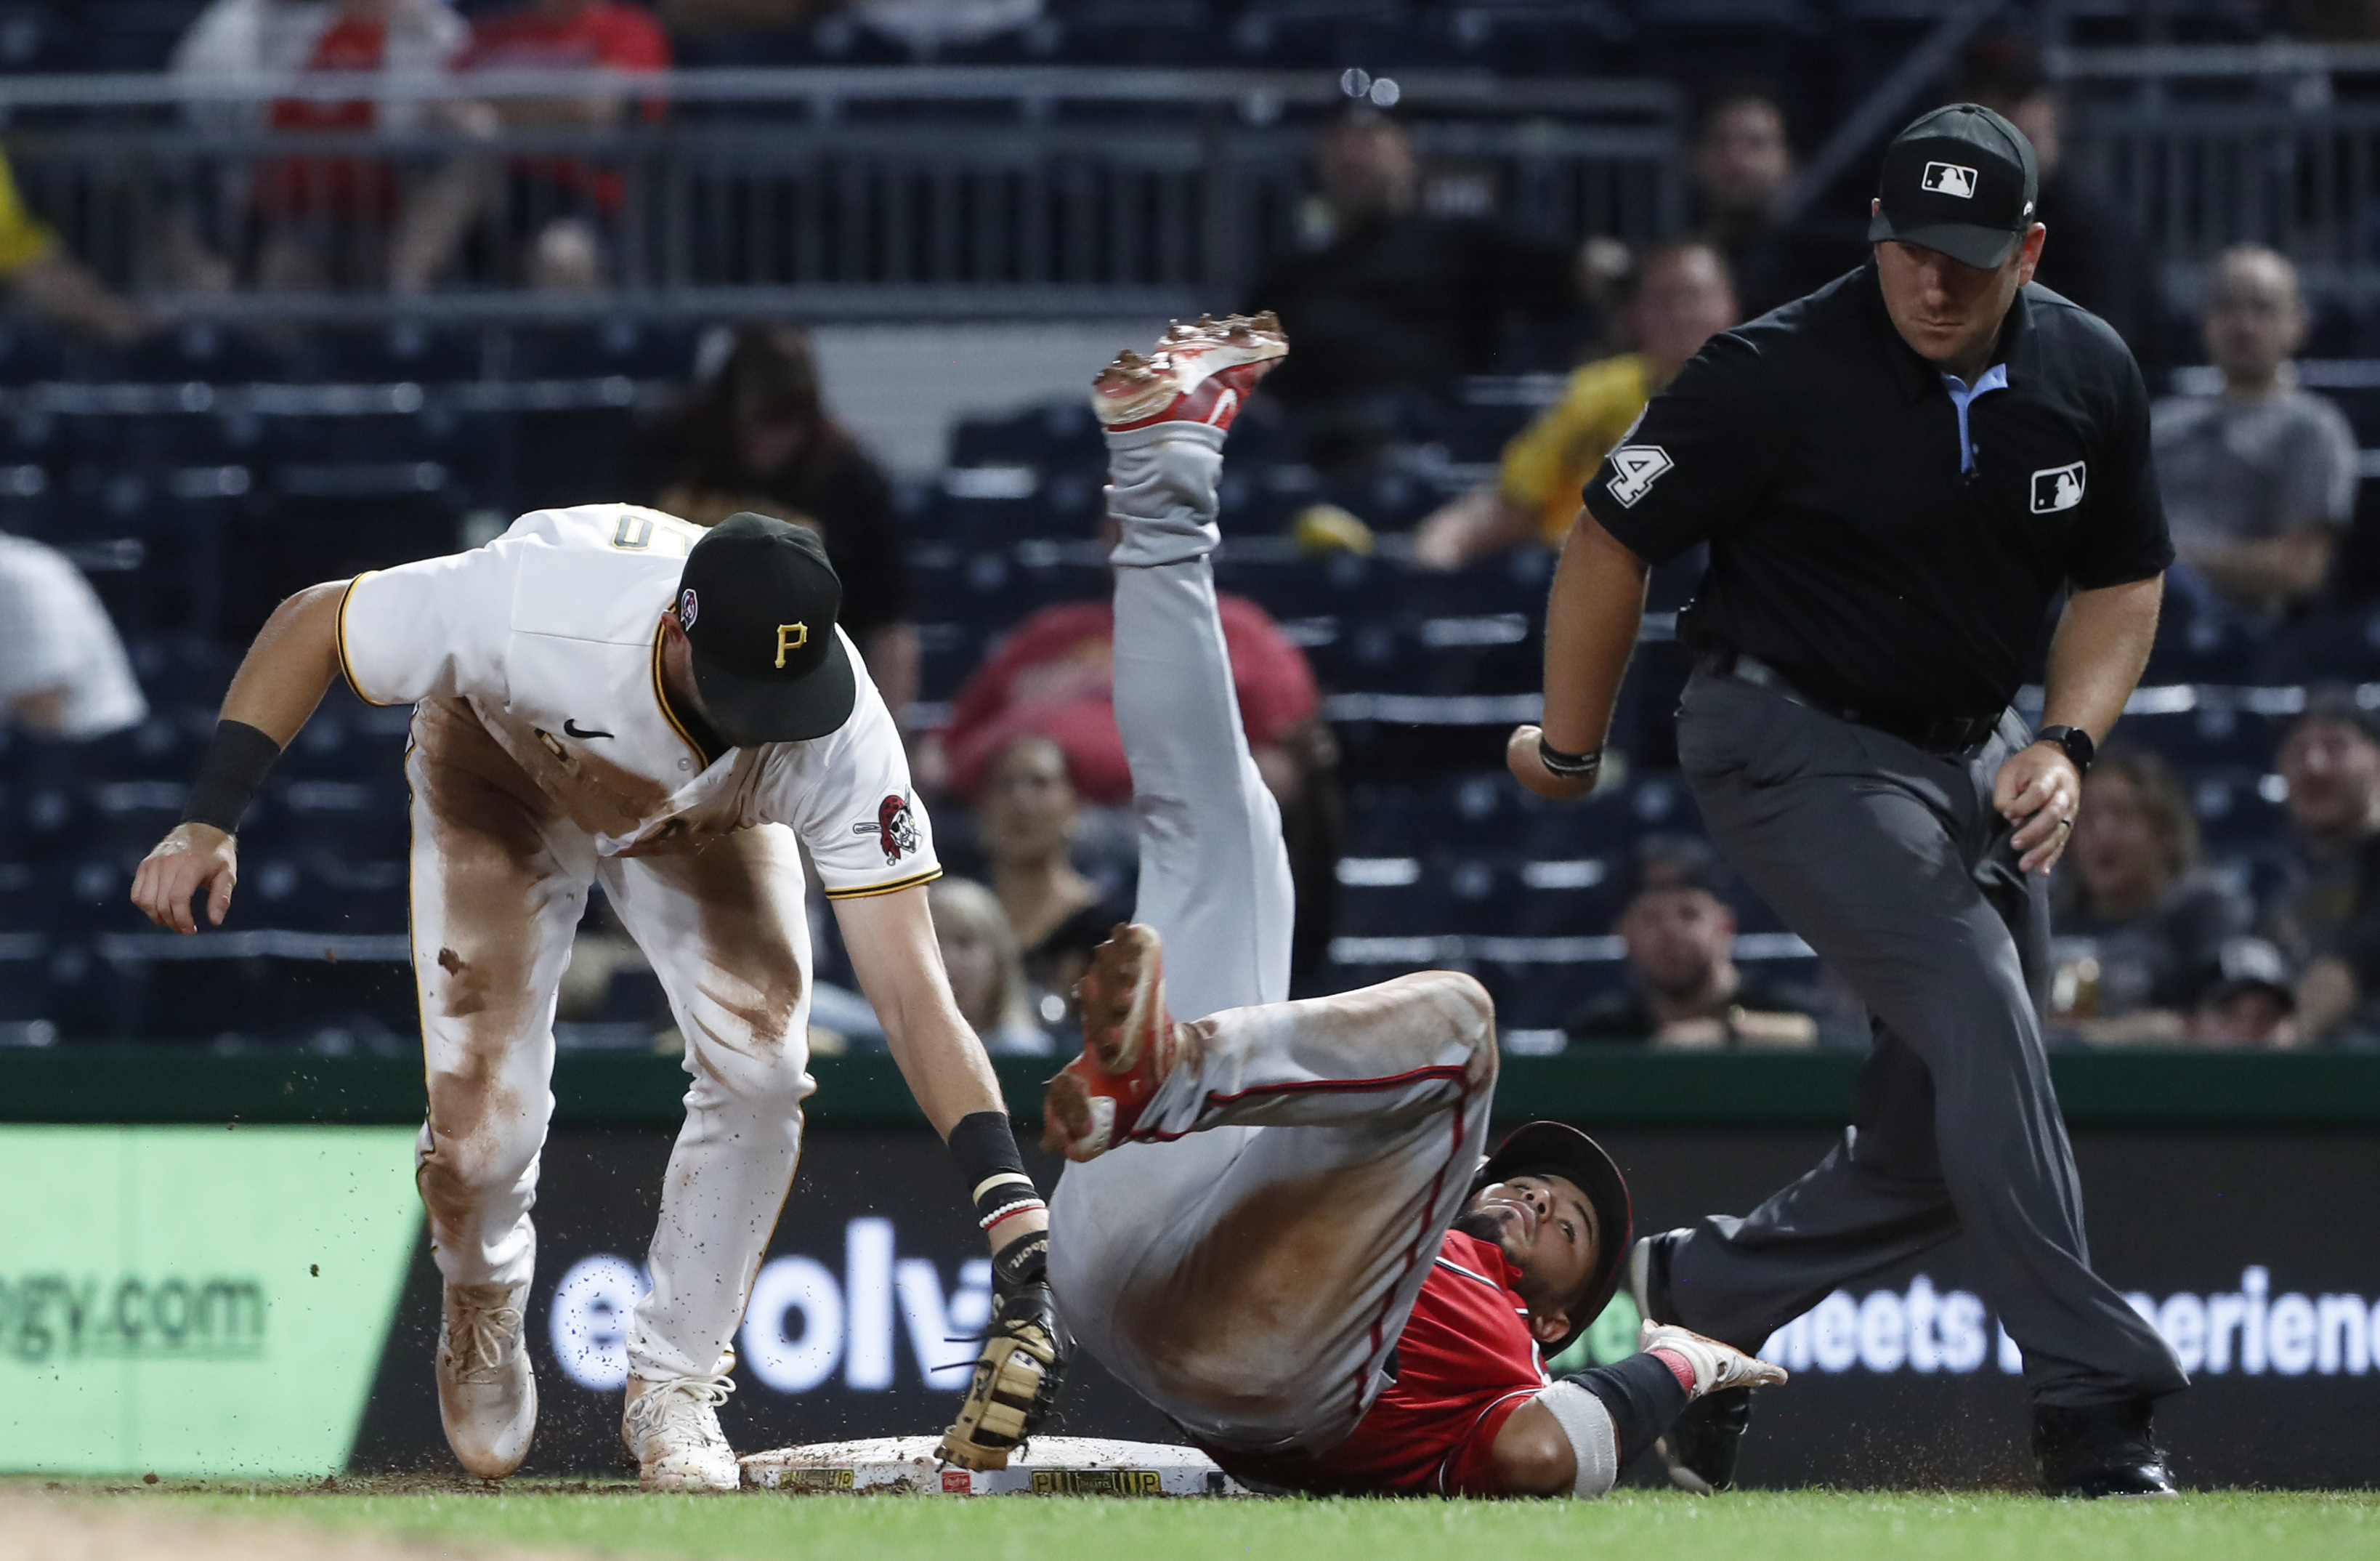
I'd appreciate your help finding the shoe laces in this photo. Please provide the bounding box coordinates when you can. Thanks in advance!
[447,1301,524,1377]
[628,1373,736,1452]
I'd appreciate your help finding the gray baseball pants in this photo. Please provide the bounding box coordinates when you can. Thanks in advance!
[1047,421,1499,1458]
[1664,666,2188,1408]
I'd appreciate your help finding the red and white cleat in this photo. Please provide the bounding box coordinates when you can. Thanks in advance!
[1041,923,1187,1161]
[1089,312,1288,434]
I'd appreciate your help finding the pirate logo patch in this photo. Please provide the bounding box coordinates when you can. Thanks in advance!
[851,794,920,864]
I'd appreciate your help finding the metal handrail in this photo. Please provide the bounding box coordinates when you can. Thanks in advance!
[0,64,1679,116]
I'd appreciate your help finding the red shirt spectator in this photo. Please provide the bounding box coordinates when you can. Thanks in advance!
[459,0,670,86]
[459,0,671,211]
[942,597,1319,805]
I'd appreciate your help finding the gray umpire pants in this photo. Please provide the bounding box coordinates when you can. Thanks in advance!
[1665,667,2187,1408]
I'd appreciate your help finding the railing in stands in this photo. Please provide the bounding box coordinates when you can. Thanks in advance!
[2056,44,2380,304]
[0,67,1683,322]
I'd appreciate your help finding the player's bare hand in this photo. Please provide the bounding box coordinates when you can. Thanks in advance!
[1506,725,1599,802]
[131,823,238,935]
[1994,743,2080,876]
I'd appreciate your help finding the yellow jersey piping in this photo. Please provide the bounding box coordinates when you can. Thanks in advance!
[651,618,716,769]
[336,573,386,706]
[822,866,942,901]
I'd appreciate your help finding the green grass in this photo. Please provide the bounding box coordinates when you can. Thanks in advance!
[40,1481,2380,1561]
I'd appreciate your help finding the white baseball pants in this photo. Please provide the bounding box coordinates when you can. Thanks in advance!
[404,697,815,1384]
[1048,423,1499,1457]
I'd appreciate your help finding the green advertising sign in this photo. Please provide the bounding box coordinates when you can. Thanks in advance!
[0,1125,418,1476]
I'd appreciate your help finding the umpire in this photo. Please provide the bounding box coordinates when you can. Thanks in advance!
[1508,105,2188,1496]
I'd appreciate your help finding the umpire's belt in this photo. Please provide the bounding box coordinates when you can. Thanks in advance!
[1704,648,2001,756]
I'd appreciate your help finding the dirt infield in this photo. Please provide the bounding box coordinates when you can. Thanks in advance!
[0,1489,586,1561]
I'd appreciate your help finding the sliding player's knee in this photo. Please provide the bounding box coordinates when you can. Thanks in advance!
[1422,970,1497,1055]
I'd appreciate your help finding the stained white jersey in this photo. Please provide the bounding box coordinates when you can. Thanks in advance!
[336,502,937,898]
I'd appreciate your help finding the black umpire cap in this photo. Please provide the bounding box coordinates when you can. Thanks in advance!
[673,512,858,745]
[1470,1121,1634,1356]
[1869,102,2040,271]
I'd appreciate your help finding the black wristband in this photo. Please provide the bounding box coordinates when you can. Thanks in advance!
[948,1110,1046,1280]
[180,719,283,834]
[1537,736,1603,781]
[1566,1352,1691,1469]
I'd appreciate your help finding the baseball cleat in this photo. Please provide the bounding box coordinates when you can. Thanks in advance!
[1089,312,1287,433]
[1041,923,1184,1161]
[1632,1231,1757,1496]
[2034,1400,2179,1499]
[434,1280,537,1480]
[623,1369,741,1493]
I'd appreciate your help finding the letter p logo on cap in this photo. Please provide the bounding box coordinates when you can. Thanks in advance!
[774,622,810,667]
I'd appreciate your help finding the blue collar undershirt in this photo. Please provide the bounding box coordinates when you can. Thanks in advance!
[1940,363,2010,474]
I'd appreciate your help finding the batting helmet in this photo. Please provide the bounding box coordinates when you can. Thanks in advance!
[1468,1121,1634,1359]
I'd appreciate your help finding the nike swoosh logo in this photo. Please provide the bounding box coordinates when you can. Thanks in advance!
[562,719,615,741]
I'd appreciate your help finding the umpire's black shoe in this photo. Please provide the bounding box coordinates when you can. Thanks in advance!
[1632,1229,1756,1495]
[2033,1400,2179,1499]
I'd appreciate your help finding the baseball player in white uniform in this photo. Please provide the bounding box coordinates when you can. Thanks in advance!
[131,506,1063,1488]
[1040,316,1785,1497]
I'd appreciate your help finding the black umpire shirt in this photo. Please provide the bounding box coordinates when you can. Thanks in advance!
[1585,262,2174,724]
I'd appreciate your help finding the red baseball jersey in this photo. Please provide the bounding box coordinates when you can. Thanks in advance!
[1204,1230,1549,1497]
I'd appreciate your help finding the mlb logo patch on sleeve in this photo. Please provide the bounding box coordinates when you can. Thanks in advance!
[1922,162,1978,198]
[1606,445,1674,507]
[2031,461,2086,514]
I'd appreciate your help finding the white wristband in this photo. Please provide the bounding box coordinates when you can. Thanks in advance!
[1535,1381,1619,1498]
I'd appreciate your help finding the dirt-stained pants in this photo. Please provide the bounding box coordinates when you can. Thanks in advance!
[1048,421,1499,1457]
[405,698,816,1383]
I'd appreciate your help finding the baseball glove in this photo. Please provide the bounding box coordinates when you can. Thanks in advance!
[938,1278,1066,1470]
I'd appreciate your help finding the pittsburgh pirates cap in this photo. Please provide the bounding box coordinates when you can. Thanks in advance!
[1868,102,2039,271]
[673,512,857,746]
[1471,1121,1634,1355]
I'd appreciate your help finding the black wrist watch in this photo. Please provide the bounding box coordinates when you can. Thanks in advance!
[2033,725,2095,777]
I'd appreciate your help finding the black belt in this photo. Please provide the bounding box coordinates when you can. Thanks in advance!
[1703,648,2003,755]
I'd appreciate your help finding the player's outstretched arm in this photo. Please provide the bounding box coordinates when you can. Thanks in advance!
[833,884,1065,1469]
[1509,507,1649,802]
[129,580,349,934]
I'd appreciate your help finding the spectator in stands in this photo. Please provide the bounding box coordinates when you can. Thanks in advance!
[971,735,1122,1012]
[2153,247,2358,619]
[1956,33,2162,374]
[172,0,468,291]
[2182,938,2300,1048]
[1413,240,1738,569]
[636,323,919,719]
[931,578,1339,978]
[389,0,672,292]
[2049,750,2255,1044]
[0,533,147,739]
[928,876,1056,1055]
[0,152,145,342]
[1688,90,1861,320]
[663,0,1038,51]
[2266,686,2380,1041]
[1563,836,1818,1049]
[1244,112,1589,470]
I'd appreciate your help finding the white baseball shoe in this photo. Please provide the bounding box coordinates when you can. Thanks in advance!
[1640,1320,1791,1399]
[1088,312,1287,432]
[623,1371,740,1493]
[435,1281,537,1480]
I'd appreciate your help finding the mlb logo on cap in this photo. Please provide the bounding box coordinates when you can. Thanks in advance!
[1922,161,1978,198]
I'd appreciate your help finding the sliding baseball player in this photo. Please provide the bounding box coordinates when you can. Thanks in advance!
[1040,316,1786,1496]
[131,506,1061,1487]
